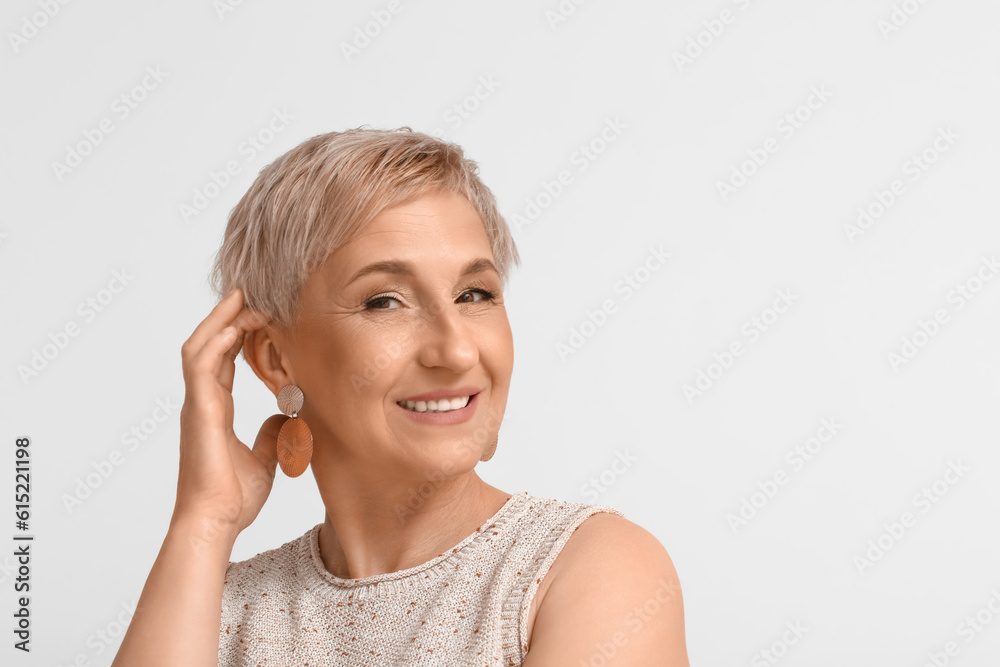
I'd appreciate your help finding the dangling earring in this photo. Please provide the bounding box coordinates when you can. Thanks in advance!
[276,384,313,477]
[480,435,498,462]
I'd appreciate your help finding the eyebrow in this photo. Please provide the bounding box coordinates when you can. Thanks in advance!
[346,257,499,286]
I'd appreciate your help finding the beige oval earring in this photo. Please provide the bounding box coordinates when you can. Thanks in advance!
[276,384,313,477]
[480,435,498,462]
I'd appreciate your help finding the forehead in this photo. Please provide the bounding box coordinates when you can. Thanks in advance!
[333,191,492,269]
[364,190,484,234]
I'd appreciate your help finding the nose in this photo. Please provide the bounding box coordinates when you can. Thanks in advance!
[415,298,479,373]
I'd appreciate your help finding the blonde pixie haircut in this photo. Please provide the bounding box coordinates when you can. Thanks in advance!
[210,126,520,327]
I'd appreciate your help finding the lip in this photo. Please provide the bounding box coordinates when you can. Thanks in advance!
[396,391,480,425]
[398,386,483,403]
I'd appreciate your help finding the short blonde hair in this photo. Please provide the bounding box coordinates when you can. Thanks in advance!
[210,126,520,327]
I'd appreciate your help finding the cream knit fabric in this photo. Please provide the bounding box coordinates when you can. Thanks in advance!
[217,491,625,666]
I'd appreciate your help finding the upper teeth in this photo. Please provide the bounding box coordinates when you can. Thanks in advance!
[398,396,471,413]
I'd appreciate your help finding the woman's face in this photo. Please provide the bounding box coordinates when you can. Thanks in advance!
[280,190,513,478]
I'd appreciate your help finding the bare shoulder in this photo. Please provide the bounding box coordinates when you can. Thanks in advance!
[524,512,689,666]
[542,513,682,606]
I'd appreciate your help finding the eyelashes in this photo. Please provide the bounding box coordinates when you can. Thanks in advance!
[458,288,498,303]
[363,293,395,310]
[362,287,498,311]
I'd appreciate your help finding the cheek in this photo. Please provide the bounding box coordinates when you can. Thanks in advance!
[327,325,409,402]
[483,314,515,378]
[293,322,396,404]
[346,339,407,397]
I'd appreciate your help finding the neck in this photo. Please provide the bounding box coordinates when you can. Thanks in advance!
[312,465,510,580]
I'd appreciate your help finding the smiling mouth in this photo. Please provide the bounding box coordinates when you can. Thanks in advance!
[396,395,474,413]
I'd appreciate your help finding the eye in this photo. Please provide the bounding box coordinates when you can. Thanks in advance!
[458,288,496,304]
[363,293,402,310]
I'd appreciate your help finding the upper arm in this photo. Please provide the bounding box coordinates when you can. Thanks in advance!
[522,513,689,667]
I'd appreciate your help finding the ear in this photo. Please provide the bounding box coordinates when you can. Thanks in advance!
[242,326,294,396]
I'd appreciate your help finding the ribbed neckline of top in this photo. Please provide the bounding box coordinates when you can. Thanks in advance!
[298,491,529,599]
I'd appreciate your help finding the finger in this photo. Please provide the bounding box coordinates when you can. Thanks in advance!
[250,414,285,475]
[219,335,244,392]
[188,325,242,381]
[183,288,245,361]
[190,306,270,378]
[233,306,271,333]
[223,308,272,361]
[220,310,273,389]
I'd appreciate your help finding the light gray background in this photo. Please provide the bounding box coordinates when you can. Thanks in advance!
[2,1,999,665]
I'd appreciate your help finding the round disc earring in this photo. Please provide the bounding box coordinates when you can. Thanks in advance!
[276,384,313,477]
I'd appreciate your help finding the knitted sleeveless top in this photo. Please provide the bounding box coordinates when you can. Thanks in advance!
[217,491,625,666]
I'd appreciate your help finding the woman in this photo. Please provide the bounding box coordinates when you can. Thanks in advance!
[112,127,689,666]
